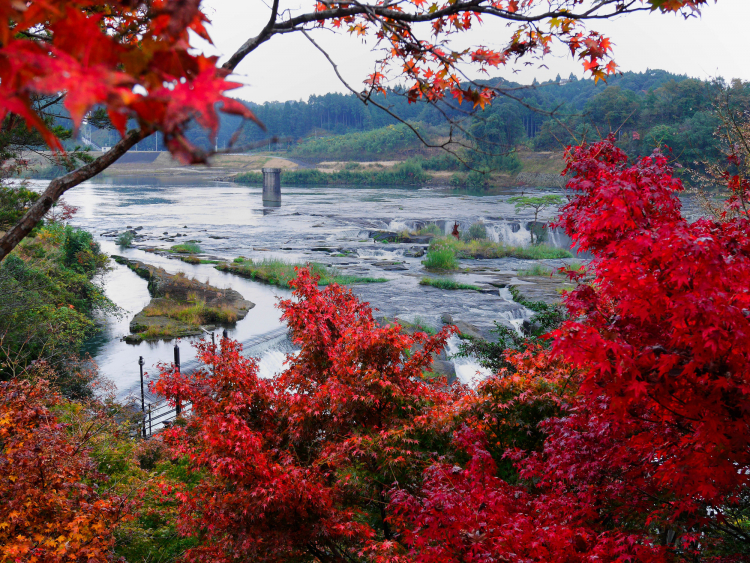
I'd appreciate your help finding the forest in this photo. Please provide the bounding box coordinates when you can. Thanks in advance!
[206,70,733,169]
[77,69,739,173]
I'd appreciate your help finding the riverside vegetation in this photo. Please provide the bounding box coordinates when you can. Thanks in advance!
[421,225,572,271]
[235,159,430,186]
[0,217,114,398]
[215,257,388,288]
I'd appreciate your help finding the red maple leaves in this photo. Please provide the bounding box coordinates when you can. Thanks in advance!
[0,0,260,162]
[148,137,749,562]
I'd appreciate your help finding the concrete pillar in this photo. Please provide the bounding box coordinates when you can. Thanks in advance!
[262,168,281,205]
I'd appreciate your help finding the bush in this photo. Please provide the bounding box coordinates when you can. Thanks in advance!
[0,184,39,230]
[116,231,134,248]
[422,246,459,270]
[462,222,487,242]
[417,223,443,236]
[170,242,201,254]
[62,225,107,276]
[466,170,489,188]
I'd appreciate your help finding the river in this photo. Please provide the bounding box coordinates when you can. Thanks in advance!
[33,175,577,401]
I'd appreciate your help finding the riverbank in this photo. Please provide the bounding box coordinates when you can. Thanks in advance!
[21,148,566,188]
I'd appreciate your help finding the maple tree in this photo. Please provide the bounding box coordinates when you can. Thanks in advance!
[390,138,750,562]
[0,0,715,261]
[152,268,456,562]
[151,137,750,562]
[0,378,131,562]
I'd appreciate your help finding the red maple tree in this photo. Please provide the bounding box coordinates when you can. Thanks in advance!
[152,269,456,562]
[152,139,750,562]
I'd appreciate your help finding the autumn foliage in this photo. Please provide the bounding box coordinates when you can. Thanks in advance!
[149,138,750,563]
[0,380,129,562]
[0,0,260,162]
[152,270,456,562]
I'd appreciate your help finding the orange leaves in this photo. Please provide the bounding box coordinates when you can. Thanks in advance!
[0,380,128,563]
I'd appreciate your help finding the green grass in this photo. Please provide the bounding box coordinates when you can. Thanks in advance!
[170,242,201,254]
[326,275,388,286]
[427,236,572,262]
[422,247,460,270]
[517,264,555,276]
[419,277,481,291]
[216,257,387,288]
[143,300,238,325]
[178,256,219,265]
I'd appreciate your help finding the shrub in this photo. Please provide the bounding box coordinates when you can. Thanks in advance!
[422,246,459,270]
[462,222,487,242]
[466,170,489,188]
[170,242,201,254]
[116,231,134,248]
[417,223,442,236]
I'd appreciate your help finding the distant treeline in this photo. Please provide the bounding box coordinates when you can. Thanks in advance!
[230,70,742,169]
[69,69,749,170]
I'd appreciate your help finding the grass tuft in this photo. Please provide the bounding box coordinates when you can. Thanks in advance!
[419,277,481,291]
[170,242,201,254]
[217,258,388,288]
[143,299,238,325]
[422,246,460,270]
[517,264,554,277]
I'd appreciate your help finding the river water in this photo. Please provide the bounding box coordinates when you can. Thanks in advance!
[34,176,576,400]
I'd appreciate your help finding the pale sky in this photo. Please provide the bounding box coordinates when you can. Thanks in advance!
[196,0,750,104]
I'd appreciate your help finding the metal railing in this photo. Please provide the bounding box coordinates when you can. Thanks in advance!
[132,327,292,438]
[136,329,228,439]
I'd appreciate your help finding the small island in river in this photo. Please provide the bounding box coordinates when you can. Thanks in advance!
[112,256,255,343]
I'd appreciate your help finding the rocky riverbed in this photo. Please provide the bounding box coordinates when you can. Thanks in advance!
[44,176,601,393]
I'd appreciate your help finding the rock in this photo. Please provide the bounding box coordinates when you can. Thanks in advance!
[441,313,454,324]
[208,235,228,239]
[163,232,168,235]
[452,320,484,340]
[404,246,426,258]
[369,230,399,243]
[429,359,456,382]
